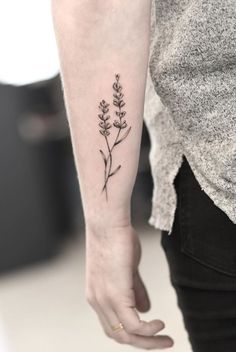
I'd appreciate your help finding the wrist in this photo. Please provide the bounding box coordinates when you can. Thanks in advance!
[84,204,131,234]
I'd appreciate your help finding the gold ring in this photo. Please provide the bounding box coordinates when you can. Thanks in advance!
[111,322,124,332]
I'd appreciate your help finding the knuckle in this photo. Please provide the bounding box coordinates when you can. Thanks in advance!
[96,293,107,306]
[126,324,140,334]
[85,291,95,305]
[115,334,130,345]
[126,327,134,334]
[104,329,112,339]
[114,336,124,344]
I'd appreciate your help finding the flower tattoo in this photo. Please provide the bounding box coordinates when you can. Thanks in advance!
[98,73,131,200]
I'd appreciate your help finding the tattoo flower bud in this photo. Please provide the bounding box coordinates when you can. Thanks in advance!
[113,93,124,100]
[99,100,110,114]
[113,82,119,91]
[113,120,127,129]
[115,111,126,118]
[100,100,109,108]
[99,130,110,137]
[98,99,111,136]
[121,120,127,129]
[115,74,120,81]
[113,120,121,128]
[119,100,125,108]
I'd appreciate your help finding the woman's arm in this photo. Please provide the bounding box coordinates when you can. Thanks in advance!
[52,0,150,228]
[51,0,174,349]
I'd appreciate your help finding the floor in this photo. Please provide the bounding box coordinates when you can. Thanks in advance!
[0,226,191,352]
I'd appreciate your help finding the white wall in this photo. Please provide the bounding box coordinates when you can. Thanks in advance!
[0,0,59,85]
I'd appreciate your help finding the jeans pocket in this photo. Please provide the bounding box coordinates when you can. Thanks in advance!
[179,156,236,277]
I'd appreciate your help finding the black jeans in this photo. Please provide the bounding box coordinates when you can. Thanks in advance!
[161,155,236,352]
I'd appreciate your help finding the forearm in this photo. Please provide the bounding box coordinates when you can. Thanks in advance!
[51,0,151,229]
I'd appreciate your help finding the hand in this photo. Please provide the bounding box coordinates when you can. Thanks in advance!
[85,223,174,349]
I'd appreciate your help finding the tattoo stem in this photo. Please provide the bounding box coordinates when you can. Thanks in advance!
[102,135,113,196]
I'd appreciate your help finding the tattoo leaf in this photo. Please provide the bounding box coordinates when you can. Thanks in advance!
[109,165,121,177]
[99,149,107,166]
[114,126,131,146]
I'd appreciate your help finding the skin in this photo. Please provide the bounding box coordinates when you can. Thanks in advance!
[51,0,174,349]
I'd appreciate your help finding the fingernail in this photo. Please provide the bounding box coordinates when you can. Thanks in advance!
[167,338,174,347]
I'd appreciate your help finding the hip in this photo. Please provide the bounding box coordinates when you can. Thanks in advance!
[161,155,236,289]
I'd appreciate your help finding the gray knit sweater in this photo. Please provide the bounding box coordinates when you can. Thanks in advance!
[144,0,236,234]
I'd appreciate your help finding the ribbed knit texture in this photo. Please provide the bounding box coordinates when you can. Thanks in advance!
[144,0,236,234]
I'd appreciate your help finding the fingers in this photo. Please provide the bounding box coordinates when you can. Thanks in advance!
[87,294,174,349]
[100,308,174,350]
[115,305,165,336]
[133,270,151,312]
[101,306,174,350]
[114,306,174,348]
[88,294,119,338]
[122,333,174,350]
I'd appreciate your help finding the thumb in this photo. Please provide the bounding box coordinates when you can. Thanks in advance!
[133,270,151,312]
